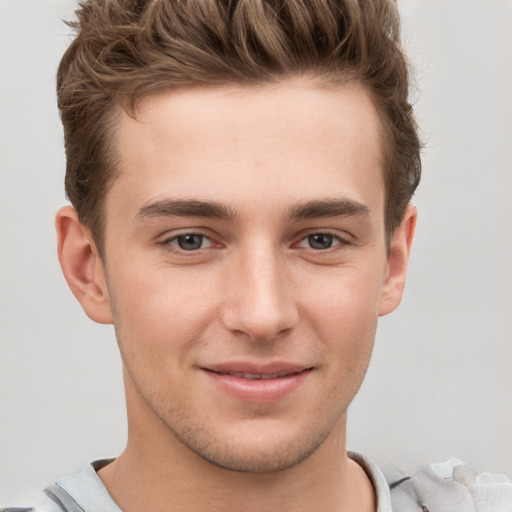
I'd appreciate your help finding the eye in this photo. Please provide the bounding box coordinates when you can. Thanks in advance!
[297,232,342,250]
[167,233,213,251]
[308,233,335,250]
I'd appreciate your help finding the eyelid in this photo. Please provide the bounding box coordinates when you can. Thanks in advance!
[294,229,353,249]
[170,234,214,250]
[155,227,353,253]
[158,228,220,252]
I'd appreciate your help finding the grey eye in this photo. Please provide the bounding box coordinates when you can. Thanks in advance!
[176,234,204,250]
[308,233,334,250]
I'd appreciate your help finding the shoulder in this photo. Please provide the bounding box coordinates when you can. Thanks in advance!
[0,487,69,512]
[385,458,512,512]
[1,459,116,512]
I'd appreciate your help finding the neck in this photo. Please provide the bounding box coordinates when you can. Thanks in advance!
[100,437,374,512]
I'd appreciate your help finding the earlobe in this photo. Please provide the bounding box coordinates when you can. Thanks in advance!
[55,205,113,324]
[378,205,417,317]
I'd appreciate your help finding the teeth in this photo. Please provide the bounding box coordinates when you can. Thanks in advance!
[218,371,297,379]
[245,373,266,379]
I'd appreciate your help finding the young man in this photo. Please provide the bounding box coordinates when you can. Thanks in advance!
[2,1,510,511]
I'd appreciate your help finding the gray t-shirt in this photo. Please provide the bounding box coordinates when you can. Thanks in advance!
[2,453,511,511]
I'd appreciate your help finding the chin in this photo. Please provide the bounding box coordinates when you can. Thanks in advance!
[166,417,335,474]
[190,438,327,473]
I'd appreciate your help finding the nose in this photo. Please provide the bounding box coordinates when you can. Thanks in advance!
[221,245,298,342]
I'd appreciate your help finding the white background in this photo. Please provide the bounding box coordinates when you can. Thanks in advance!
[1,0,511,503]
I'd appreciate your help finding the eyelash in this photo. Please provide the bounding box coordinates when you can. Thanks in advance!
[158,229,351,254]
[159,231,217,253]
[294,230,350,251]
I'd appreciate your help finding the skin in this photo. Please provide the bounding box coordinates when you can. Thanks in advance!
[56,78,416,512]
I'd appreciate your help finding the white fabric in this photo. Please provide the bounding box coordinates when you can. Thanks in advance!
[55,460,121,512]
[387,458,512,512]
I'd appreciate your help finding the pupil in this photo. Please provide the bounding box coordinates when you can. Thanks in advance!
[309,234,333,249]
[177,234,203,250]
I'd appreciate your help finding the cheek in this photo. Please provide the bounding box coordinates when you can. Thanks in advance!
[300,263,385,332]
[107,261,222,358]
[297,264,384,382]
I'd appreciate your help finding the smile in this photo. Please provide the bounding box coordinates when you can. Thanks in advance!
[201,365,313,403]
[212,370,302,380]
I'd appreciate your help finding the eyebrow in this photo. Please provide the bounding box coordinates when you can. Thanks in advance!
[136,197,370,222]
[136,199,237,222]
[286,198,371,220]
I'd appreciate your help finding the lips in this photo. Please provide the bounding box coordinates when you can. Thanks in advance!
[201,363,312,402]
[211,370,302,380]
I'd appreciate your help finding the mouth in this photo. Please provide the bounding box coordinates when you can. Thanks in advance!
[201,364,313,402]
[206,369,307,380]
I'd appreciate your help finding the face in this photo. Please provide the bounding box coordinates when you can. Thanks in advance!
[82,79,412,472]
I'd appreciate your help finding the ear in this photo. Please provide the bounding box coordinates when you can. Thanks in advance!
[378,205,417,316]
[55,205,113,324]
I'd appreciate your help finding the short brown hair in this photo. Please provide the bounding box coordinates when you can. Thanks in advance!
[57,0,421,252]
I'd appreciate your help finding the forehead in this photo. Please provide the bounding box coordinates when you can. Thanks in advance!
[110,78,385,219]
